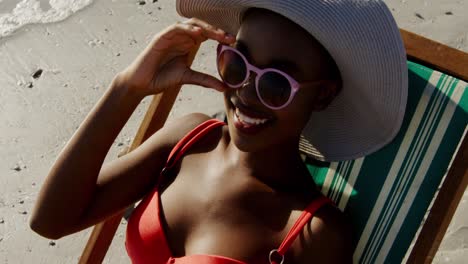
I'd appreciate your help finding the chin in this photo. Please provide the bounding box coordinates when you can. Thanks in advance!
[227,120,260,152]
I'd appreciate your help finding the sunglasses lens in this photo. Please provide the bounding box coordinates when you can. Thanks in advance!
[258,71,291,108]
[218,49,247,86]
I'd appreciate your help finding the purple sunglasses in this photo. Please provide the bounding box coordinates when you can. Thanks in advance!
[216,44,304,110]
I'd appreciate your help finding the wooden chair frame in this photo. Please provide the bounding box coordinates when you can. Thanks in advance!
[78,29,468,264]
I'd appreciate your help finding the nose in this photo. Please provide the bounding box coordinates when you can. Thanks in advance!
[236,73,262,107]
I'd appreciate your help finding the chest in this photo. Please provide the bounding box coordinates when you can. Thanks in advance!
[158,152,303,260]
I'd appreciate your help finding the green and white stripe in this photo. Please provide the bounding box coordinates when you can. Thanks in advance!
[321,158,364,211]
[305,61,468,263]
[374,76,466,263]
[358,72,463,264]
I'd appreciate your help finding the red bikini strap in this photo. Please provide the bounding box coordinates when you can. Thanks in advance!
[276,196,334,256]
[165,119,225,169]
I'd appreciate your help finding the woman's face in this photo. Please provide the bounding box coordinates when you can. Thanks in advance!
[223,9,339,152]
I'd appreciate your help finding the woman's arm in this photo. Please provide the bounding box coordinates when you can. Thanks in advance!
[29,18,234,239]
[30,90,208,239]
[29,81,145,239]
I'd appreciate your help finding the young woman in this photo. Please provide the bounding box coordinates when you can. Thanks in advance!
[30,1,407,263]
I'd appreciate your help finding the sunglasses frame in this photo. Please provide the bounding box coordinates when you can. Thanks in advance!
[216,44,301,110]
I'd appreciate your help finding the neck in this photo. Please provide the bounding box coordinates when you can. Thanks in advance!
[224,136,311,192]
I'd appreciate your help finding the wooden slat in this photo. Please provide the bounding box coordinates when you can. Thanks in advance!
[401,29,468,82]
[407,133,468,264]
[78,212,124,264]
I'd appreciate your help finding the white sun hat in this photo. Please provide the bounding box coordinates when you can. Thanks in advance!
[176,0,408,162]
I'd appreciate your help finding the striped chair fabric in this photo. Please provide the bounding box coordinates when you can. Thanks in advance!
[304,61,467,263]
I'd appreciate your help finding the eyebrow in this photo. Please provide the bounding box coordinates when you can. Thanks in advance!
[234,40,301,77]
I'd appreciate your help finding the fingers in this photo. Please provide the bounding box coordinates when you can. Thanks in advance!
[158,23,204,46]
[162,18,235,44]
[149,19,235,56]
[181,68,227,92]
[182,18,236,45]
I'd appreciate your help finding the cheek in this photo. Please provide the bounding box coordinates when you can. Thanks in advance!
[277,95,315,134]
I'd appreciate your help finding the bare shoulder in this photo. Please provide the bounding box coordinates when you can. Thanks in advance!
[114,112,214,172]
[105,112,212,170]
[71,113,213,232]
[292,203,354,264]
[157,112,213,147]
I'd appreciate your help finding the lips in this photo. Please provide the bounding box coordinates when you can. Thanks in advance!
[235,108,269,125]
[230,98,274,135]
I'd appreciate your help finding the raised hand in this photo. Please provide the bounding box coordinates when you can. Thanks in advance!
[114,18,236,98]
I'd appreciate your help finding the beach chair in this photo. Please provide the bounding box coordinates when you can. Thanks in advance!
[78,30,468,264]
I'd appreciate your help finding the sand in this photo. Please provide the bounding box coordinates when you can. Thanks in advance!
[0,0,466,263]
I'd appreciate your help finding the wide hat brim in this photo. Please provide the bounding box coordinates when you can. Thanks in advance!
[177,0,408,162]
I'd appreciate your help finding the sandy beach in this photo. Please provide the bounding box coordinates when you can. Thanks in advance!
[0,0,466,263]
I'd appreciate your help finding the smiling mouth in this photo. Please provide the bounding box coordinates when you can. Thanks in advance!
[230,98,274,132]
[234,108,269,125]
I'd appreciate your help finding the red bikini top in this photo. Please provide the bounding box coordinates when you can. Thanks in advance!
[125,119,333,264]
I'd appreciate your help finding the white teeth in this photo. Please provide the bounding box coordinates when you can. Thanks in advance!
[235,108,269,125]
